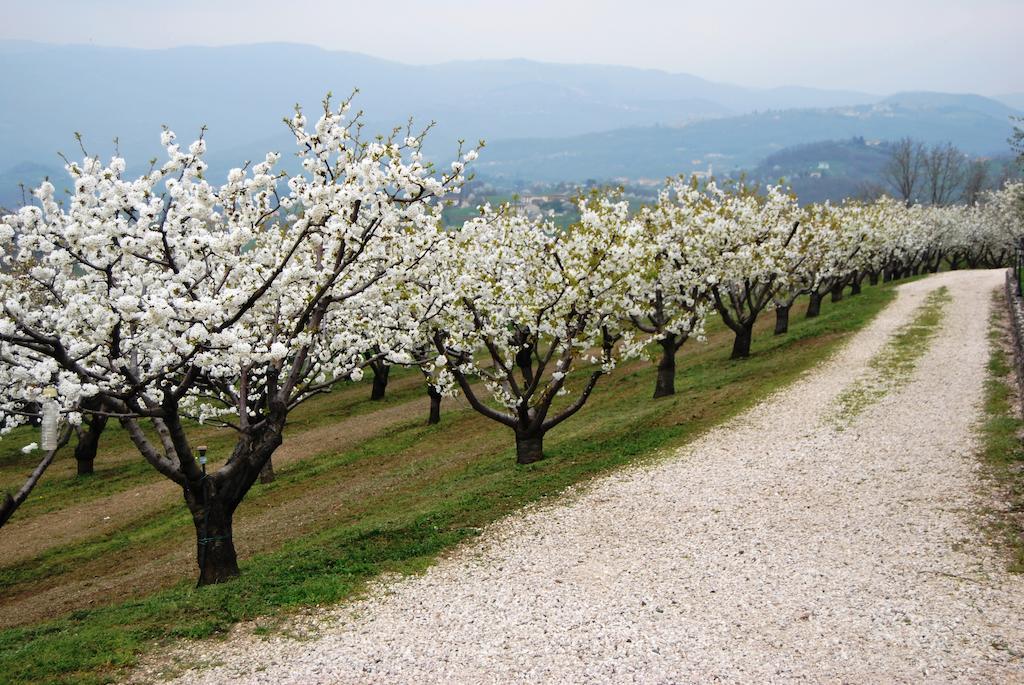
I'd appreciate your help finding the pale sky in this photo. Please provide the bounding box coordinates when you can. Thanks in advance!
[3,0,1021,95]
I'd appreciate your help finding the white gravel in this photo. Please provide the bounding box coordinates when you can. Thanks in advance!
[145,269,1024,684]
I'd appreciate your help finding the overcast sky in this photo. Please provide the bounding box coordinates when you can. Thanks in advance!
[3,0,1021,95]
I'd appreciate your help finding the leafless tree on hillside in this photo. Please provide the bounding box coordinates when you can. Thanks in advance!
[922,142,966,205]
[1010,116,1024,170]
[854,180,886,202]
[882,137,924,204]
[961,160,989,205]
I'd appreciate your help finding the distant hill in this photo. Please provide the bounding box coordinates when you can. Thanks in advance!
[476,95,1021,182]
[880,92,1020,119]
[996,93,1024,111]
[0,41,876,197]
[0,161,64,210]
[748,138,891,203]
[0,41,1018,206]
[0,42,879,164]
[742,137,1021,205]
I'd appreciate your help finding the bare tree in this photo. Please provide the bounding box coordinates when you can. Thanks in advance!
[961,160,989,205]
[854,181,886,203]
[1010,116,1024,169]
[883,137,925,204]
[922,142,966,205]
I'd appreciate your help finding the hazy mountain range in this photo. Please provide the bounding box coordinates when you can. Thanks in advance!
[0,40,1020,205]
[479,93,1021,181]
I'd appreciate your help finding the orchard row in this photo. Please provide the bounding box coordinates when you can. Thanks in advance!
[1,95,1020,583]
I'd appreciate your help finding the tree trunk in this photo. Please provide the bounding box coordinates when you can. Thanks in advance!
[653,334,678,398]
[427,386,442,425]
[730,321,754,360]
[515,432,545,464]
[259,457,275,484]
[806,292,823,318]
[73,414,107,476]
[849,271,863,295]
[869,272,879,286]
[183,429,283,586]
[191,500,239,586]
[515,344,535,387]
[370,363,390,401]
[830,282,844,303]
[774,305,790,335]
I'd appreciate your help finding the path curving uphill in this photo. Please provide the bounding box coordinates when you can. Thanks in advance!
[149,270,1024,683]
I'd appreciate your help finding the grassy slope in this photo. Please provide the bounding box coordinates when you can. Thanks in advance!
[0,285,895,684]
[0,368,427,518]
[980,289,1024,571]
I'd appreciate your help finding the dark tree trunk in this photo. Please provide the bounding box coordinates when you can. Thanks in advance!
[370,363,390,401]
[830,282,844,303]
[427,386,442,425]
[806,292,823,318]
[259,457,275,484]
[190,499,239,586]
[869,272,879,286]
[183,429,283,586]
[515,432,545,464]
[653,334,678,398]
[730,321,755,360]
[74,414,107,476]
[774,305,790,335]
[849,271,863,295]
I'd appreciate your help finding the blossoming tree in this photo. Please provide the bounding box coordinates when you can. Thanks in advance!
[0,94,471,583]
[706,186,802,359]
[627,179,713,397]
[429,196,646,463]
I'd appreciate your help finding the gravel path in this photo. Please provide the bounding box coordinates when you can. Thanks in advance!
[148,270,1024,684]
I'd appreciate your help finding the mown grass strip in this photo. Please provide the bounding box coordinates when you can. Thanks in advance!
[0,285,895,685]
[833,286,951,425]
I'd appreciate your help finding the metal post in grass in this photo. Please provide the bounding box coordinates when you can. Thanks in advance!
[196,445,209,587]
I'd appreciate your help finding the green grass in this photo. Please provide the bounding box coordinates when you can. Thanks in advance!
[0,367,426,519]
[833,286,951,425]
[979,289,1024,572]
[0,284,897,684]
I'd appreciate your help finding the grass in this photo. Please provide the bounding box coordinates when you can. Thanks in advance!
[833,285,951,425]
[0,367,426,519]
[0,284,897,684]
[978,288,1024,572]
